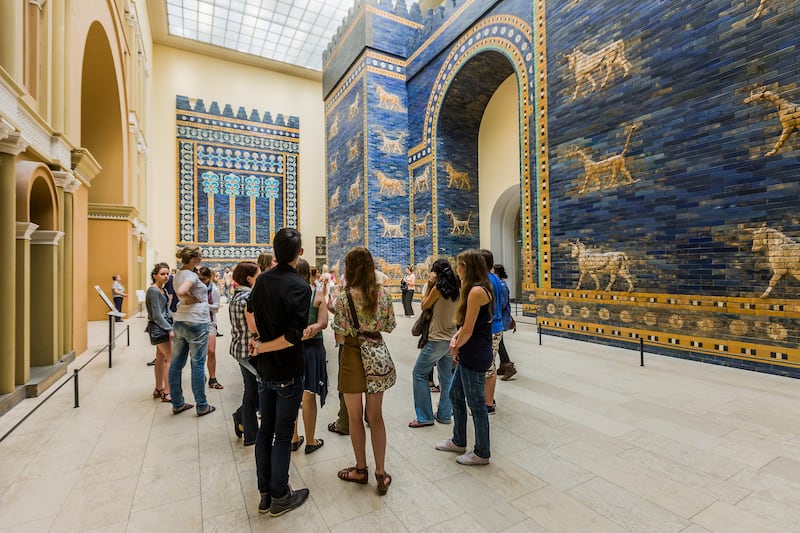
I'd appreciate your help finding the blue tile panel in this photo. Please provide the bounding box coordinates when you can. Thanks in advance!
[323,0,800,373]
[175,95,299,270]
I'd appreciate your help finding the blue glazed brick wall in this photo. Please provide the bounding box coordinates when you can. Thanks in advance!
[175,95,298,272]
[546,0,800,300]
[324,0,800,375]
[325,67,367,272]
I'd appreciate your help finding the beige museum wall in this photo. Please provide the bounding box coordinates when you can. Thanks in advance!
[149,45,327,267]
[478,74,521,247]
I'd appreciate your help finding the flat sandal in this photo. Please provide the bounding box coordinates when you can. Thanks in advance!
[337,466,368,484]
[375,471,392,495]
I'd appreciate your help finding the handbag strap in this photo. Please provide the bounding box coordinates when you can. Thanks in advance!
[345,288,361,332]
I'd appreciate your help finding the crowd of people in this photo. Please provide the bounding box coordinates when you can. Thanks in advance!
[142,228,518,517]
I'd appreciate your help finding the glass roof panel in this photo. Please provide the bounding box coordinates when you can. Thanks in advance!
[166,0,356,71]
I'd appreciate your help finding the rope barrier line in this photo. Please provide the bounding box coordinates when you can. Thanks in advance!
[0,324,130,444]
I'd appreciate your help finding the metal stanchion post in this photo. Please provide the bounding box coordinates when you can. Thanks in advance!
[73,369,79,408]
[640,337,644,367]
[538,324,542,345]
[126,324,130,346]
[108,315,114,368]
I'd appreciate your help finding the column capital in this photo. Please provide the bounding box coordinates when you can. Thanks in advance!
[16,222,39,240]
[71,147,102,184]
[0,117,16,142]
[30,230,64,245]
[52,171,81,193]
[0,131,29,156]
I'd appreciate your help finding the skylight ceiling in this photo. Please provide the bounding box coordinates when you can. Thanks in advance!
[165,0,355,72]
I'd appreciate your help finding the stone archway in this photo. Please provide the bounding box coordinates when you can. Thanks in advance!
[15,162,63,385]
[80,21,131,321]
[412,14,536,286]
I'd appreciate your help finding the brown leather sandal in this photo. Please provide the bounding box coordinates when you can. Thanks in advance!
[337,466,368,484]
[375,471,392,495]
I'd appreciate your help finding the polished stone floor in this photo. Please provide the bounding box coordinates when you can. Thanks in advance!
[1,302,800,532]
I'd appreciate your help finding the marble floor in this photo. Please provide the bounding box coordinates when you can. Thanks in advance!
[1,303,800,532]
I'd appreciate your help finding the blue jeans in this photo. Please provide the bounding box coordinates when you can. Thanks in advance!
[237,360,261,444]
[256,376,303,498]
[412,340,453,423]
[449,364,490,459]
[169,321,209,412]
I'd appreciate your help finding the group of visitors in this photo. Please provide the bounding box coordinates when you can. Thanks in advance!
[142,226,518,518]
[406,249,518,467]
[143,247,226,416]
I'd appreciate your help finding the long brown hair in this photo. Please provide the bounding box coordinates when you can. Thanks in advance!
[455,249,493,324]
[344,247,378,312]
[296,258,310,283]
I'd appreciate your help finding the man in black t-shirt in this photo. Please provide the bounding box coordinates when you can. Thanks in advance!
[247,228,311,517]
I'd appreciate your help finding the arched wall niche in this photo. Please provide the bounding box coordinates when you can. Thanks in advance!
[15,161,59,229]
[81,20,125,205]
[79,18,132,321]
[489,184,522,295]
[409,14,536,287]
[428,50,522,260]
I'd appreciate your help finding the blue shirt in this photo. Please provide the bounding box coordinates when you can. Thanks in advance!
[488,272,505,334]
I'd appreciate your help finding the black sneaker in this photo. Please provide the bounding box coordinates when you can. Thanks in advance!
[258,493,271,514]
[487,404,496,415]
[268,487,309,517]
[146,358,156,366]
[232,411,243,438]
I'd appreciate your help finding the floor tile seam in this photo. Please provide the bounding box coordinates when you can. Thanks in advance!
[507,485,567,531]
[129,491,203,520]
[0,514,57,533]
[564,474,691,530]
[432,470,533,527]
[557,442,723,520]
[500,418,580,451]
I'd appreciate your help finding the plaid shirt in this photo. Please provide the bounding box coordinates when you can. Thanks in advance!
[229,287,252,360]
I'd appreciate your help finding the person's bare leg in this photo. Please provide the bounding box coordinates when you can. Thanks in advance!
[162,340,172,395]
[364,392,386,475]
[207,334,217,380]
[292,416,300,444]
[154,347,164,391]
[485,374,497,407]
[302,391,319,445]
[343,393,367,469]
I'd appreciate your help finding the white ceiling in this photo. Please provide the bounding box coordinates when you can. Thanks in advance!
[165,0,356,72]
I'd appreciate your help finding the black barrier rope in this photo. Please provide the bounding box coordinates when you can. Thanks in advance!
[0,323,130,443]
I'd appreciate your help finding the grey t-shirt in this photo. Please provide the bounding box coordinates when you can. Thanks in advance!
[172,269,210,324]
[112,280,125,296]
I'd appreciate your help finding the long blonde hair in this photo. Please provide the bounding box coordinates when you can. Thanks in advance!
[455,249,493,325]
[344,247,378,312]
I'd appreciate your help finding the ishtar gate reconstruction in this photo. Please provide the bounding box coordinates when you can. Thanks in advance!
[1,0,800,531]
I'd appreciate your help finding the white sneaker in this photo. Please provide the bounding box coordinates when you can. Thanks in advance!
[456,451,490,465]
[435,438,466,453]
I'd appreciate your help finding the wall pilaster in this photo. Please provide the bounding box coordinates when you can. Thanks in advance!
[0,130,29,393]
[15,222,37,386]
[0,0,23,81]
[54,171,80,356]
[29,230,64,367]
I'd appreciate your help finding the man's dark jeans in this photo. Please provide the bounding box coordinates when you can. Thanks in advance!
[255,376,303,498]
[237,361,260,444]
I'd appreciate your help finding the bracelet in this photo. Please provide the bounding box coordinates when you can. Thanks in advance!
[250,332,260,340]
